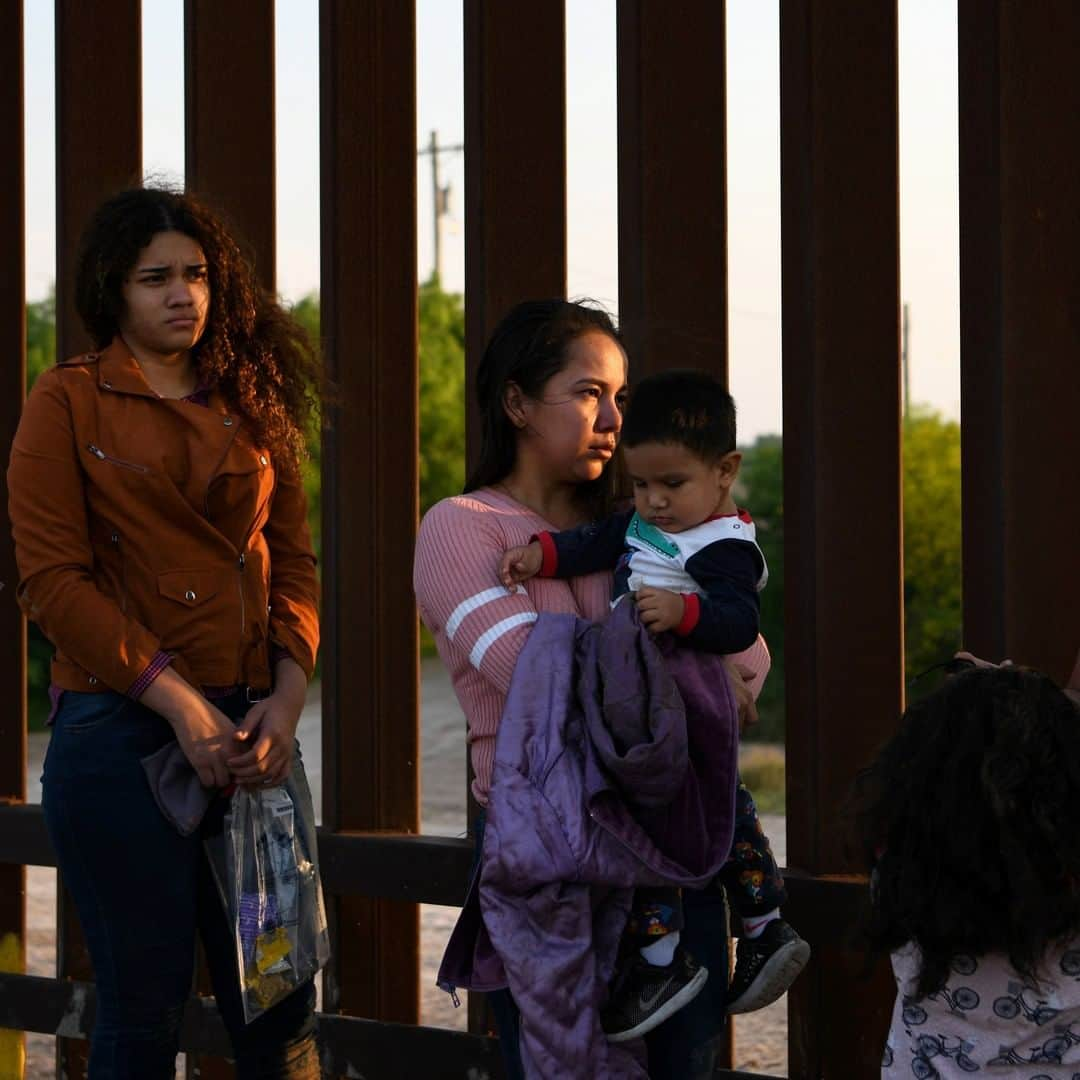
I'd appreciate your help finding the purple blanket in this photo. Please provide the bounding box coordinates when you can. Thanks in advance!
[439,599,740,1078]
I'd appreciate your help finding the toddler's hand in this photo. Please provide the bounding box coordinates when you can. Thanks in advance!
[500,542,543,589]
[635,587,685,634]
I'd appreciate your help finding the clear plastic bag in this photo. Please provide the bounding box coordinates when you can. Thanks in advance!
[224,784,330,1022]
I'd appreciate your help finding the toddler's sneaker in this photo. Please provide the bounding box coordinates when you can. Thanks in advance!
[726,919,810,1014]
[602,945,709,1042]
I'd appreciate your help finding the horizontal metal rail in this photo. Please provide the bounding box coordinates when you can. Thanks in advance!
[0,972,506,1078]
[1,805,829,1077]
[0,971,783,1079]
[0,803,871,938]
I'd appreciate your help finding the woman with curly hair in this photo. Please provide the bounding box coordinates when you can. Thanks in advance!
[7,185,322,1076]
[855,661,1080,1076]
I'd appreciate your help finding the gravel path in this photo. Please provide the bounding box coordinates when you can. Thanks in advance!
[21,660,788,1077]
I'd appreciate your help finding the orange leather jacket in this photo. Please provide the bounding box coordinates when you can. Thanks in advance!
[7,338,319,695]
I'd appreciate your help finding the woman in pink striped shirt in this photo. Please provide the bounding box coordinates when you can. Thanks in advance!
[415,300,624,1078]
[415,299,736,1079]
[414,300,626,810]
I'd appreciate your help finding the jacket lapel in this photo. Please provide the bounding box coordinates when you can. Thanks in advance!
[97,338,159,398]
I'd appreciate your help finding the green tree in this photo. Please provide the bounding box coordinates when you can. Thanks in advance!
[418,274,466,514]
[736,435,785,741]
[27,291,56,388]
[288,293,323,560]
[25,294,58,728]
[285,276,466,536]
[735,411,963,736]
[902,408,962,681]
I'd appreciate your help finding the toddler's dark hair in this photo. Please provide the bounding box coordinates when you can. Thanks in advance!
[854,666,1080,998]
[621,369,735,461]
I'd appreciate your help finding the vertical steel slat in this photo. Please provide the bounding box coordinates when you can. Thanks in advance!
[958,1,1080,681]
[463,0,567,474]
[0,1,27,1073]
[617,0,728,384]
[183,10,277,1066]
[780,2,903,1074]
[54,4,141,1073]
[462,0,567,1038]
[54,0,141,361]
[184,0,276,291]
[320,0,420,1024]
[615,3,732,1063]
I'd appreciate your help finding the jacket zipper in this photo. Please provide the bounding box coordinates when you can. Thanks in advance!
[110,531,128,612]
[237,551,247,651]
[87,444,148,473]
[235,552,246,678]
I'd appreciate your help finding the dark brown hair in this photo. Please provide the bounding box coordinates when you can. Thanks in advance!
[74,184,319,469]
[621,368,737,461]
[465,298,623,517]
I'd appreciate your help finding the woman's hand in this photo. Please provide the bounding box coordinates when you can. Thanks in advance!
[955,648,1080,707]
[500,542,543,588]
[140,665,241,788]
[723,658,759,734]
[635,587,684,633]
[228,657,308,788]
[169,703,241,789]
[952,650,1010,669]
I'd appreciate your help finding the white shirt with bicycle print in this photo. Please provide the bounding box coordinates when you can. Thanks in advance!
[883,941,1080,1076]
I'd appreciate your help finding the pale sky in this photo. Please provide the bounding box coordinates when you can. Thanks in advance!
[23,0,960,441]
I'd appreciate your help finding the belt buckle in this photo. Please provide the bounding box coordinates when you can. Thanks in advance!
[245,685,270,704]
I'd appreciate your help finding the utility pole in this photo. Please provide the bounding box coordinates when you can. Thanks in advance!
[417,130,463,283]
[901,301,910,418]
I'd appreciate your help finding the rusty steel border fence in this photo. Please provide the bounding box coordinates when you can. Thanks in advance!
[1,2,1079,1078]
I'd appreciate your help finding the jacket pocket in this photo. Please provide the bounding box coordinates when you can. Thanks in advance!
[158,569,224,608]
[55,690,129,734]
[155,569,237,681]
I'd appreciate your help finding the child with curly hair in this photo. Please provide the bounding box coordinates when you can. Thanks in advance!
[856,660,1080,1076]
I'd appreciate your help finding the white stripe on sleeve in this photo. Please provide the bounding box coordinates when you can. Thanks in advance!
[446,585,526,640]
[469,612,538,669]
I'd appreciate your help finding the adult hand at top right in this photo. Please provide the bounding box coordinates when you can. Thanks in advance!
[952,650,1012,669]
[955,648,1080,708]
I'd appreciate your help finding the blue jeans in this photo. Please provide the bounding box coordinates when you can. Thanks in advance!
[475,814,729,1080]
[42,689,320,1079]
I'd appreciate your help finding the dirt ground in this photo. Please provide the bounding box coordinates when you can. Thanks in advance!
[19,661,788,1077]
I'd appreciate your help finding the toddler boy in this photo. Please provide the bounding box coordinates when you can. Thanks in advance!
[501,369,809,1041]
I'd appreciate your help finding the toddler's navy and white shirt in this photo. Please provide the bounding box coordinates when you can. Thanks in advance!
[535,508,767,655]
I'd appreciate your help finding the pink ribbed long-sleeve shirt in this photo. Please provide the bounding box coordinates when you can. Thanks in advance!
[414,488,612,806]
